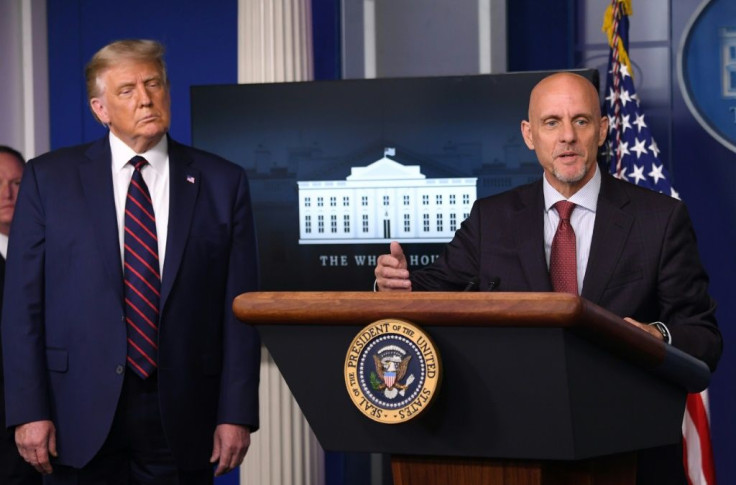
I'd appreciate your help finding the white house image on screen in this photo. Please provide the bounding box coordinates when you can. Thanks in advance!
[297,148,477,245]
[721,27,736,98]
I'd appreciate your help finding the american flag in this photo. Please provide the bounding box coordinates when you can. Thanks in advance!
[602,1,716,484]
[602,0,679,199]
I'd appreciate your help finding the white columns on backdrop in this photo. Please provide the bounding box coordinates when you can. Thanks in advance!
[240,349,325,485]
[237,1,323,484]
[0,0,49,159]
[238,0,314,83]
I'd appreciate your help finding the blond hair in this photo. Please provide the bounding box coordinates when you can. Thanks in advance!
[85,39,168,101]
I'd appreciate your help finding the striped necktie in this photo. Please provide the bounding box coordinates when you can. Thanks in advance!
[123,156,160,378]
[549,200,578,295]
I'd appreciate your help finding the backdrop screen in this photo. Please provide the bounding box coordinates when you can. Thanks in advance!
[191,69,598,290]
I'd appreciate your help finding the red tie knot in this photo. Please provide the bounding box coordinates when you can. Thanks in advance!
[554,200,576,221]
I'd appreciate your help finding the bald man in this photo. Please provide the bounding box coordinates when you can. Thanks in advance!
[374,72,721,484]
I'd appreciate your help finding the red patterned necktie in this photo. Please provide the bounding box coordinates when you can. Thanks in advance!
[549,200,578,295]
[123,156,160,378]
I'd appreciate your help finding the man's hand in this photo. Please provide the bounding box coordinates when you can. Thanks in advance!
[623,317,665,341]
[15,420,57,474]
[374,241,412,292]
[210,423,251,477]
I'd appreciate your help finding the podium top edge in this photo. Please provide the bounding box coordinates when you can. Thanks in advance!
[233,291,584,327]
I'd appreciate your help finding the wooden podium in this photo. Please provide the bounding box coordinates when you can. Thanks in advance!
[233,292,710,485]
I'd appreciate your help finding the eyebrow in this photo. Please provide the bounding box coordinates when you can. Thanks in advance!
[538,111,595,120]
[113,75,162,91]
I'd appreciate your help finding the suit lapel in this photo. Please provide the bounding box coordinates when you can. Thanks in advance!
[79,138,125,300]
[581,174,634,303]
[160,139,200,310]
[514,182,554,292]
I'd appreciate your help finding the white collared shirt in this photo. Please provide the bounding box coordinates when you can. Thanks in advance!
[542,164,602,295]
[110,132,170,276]
[0,232,8,259]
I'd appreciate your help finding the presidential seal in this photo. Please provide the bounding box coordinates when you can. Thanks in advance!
[344,319,441,424]
[679,0,736,154]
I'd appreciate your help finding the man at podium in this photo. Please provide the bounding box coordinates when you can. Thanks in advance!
[374,72,721,485]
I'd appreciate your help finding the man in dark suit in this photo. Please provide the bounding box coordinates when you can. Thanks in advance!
[1,40,260,484]
[375,72,722,484]
[0,146,40,485]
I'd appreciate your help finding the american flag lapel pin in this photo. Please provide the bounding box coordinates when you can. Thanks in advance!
[186,175,196,184]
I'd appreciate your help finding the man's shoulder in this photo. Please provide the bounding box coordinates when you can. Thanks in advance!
[475,178,543,208]
[601,172,682,209]
[26,138,107,173]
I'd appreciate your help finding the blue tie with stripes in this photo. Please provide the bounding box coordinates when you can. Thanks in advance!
[123,156,160,378]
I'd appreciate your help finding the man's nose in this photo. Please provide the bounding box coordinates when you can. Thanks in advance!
[0,182,12,199]
[559,121,576,143]
[137,84,153,106]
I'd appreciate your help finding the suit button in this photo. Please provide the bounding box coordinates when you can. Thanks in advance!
[116,365,125,375]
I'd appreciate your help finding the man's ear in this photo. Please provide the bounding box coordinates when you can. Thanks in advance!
[521,120,535,150]
[598,115,609,147]
[90,98,109,124]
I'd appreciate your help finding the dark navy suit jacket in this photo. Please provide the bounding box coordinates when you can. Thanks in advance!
[411,172,722,371]
[1,255,42,484]
[1,136,261,469]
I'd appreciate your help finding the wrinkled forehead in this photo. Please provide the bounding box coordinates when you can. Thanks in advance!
[528,74,601,118]
[101,59,165,81]
[95,59,167,96]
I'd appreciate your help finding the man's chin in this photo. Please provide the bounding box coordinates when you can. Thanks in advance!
[555,174,585,184]
[137,128,168,143]
[553,168,587,184]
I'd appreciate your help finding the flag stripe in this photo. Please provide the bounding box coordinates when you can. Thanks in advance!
[603,2,714,483]
[683,391,716,485]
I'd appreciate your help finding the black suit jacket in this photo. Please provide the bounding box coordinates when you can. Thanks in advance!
[1,136,261,469]
[411,172,722,371]
[0,255,41,484]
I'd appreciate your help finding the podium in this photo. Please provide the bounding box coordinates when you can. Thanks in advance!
[233,292,710,485]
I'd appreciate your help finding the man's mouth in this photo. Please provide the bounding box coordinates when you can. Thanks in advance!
[138,114,159,123]
[556,151,579,161]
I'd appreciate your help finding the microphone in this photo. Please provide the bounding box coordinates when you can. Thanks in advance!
[463,277,479,291]
[487,277,501,291]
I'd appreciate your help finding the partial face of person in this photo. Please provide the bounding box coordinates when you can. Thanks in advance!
[520,73,608,196]
[0,153,24,235]
[90,59,171,153]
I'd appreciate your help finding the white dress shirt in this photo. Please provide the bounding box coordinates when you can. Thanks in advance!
[110,132,170,277]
